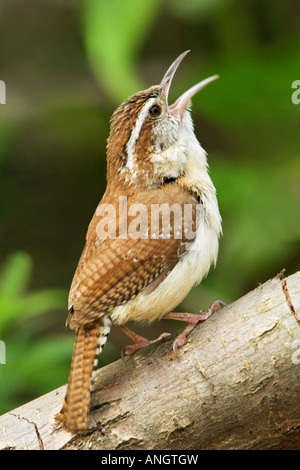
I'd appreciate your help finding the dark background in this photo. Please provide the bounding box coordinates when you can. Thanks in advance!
[0,0,299,413]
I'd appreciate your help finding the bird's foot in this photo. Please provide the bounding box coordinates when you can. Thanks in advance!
[118,325,170,357]
[163,300,225,354]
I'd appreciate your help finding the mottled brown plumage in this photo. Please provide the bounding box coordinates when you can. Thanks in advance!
[56,321,103,432]
[67,186,198,329]
[56,52,222,434]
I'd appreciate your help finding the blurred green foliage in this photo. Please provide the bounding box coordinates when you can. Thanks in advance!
[83,0,162,102]
[0,252,117,413]
[0,252,69,412]
[0,0,299,414]
[0,252,66,331]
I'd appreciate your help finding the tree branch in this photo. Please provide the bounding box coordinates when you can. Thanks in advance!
[1,271,300,450]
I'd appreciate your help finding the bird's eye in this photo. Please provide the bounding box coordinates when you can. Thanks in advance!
[149,104,161,118]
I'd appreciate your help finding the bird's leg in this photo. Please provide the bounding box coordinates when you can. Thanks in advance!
[118,325,170,357]
[163,300,225,354]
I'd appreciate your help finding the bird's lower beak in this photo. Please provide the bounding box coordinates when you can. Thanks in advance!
[160,51,219,118]
[168,74,219,117]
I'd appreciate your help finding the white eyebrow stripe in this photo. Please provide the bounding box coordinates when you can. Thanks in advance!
[126,97,156,173]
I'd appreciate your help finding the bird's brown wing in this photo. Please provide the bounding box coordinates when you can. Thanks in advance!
[67,187,199,329]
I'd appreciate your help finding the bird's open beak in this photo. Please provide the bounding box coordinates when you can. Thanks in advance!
[160,50,219,117]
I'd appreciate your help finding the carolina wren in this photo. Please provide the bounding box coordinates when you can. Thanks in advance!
[56,51,222,433]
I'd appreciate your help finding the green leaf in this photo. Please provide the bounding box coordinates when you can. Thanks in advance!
[0,253,67,334]
[82,0,162,102]
[0,252,32,298]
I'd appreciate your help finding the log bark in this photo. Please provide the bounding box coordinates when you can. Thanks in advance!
[0,271,300,450]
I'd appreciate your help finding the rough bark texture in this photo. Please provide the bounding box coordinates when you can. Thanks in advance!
[0,271,300,450]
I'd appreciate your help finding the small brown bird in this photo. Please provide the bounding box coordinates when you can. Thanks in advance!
[56,51,223,433]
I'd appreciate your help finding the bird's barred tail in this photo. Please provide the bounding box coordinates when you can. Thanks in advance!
[55,317,111,433]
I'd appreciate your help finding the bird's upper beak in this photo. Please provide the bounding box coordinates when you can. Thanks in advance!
[160,50,219,117]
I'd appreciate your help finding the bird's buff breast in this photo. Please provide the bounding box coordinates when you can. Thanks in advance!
[110,215,220,325]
